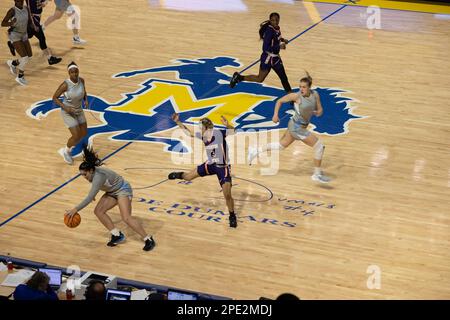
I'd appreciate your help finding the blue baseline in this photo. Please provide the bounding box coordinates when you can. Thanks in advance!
[0,5,347,228]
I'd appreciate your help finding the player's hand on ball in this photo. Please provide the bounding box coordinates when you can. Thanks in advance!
[65,208,78,218]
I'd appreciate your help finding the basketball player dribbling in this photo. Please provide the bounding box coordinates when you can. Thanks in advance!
[65,146,156,251]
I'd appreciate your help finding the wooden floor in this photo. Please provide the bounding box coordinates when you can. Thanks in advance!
[0,0,449,299]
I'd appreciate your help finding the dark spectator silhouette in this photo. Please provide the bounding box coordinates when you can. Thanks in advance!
[13,271,58,300]
[276,293,300,300]
[84,280,107,300]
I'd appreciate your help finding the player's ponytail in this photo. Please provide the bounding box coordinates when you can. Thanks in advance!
[259,20,270,40]
[79,145,103,171]
[300,71,313,87]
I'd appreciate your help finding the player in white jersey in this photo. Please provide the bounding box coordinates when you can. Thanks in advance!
[248,72,331,183]
[43,0,87,45]
[52,61,88,164]
[1,0,33,85]
[65,145,156,251]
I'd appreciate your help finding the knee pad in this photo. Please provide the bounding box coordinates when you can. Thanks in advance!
[66,5,76,15]
[67,5,81,29]
[313,140,325,160]
[18,56,30,70]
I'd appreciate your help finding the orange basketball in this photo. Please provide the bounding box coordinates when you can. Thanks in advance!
[64,213,81,228]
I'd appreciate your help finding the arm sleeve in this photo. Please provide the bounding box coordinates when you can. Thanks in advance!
[75,173,106,211]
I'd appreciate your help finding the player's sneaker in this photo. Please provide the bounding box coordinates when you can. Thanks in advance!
[143,236,156,251]
[58,148,74,165]
[15,75,28,86]
[72,36,87,45]
[107,232,126,247]
[311,173,331,184]
[229,72,242,88]
[6,60,17,76]
[229,213,237,228]
[168,172,183,180]
[48,56,62,65]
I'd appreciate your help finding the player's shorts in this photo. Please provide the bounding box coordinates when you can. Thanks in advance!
[60,108,86,128]
[260,51,284,72]
[8,31,28,43]
[197,162,232,186]
[288,118,311,140]
[106,181,133,200]
[55,0,70,12]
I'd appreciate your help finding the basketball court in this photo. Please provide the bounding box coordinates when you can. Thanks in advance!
[0,0,449,299]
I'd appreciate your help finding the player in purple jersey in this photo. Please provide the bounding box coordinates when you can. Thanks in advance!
[230,12,292,94]
[168,114,238,228]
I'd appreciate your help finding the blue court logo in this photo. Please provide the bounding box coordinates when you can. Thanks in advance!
[27,57,363,157]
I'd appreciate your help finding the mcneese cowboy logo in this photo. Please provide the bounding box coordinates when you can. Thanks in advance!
[27,56,363,156]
